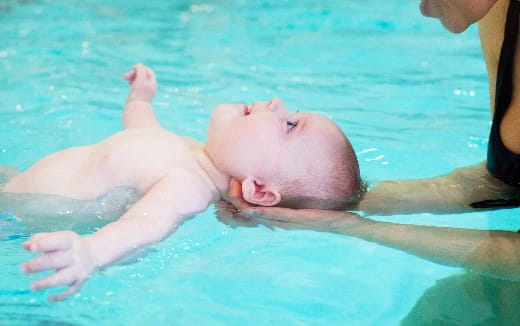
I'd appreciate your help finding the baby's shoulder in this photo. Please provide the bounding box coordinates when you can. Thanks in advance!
[97,128,197,166]
[114,127,185,147]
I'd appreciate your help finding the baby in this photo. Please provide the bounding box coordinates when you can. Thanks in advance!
[1,63,361,300]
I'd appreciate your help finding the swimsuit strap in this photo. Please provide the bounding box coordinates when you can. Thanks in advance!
[470,198,519,208]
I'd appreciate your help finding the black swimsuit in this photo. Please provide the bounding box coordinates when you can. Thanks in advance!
[471,0,520,209]
[487,0,520,187]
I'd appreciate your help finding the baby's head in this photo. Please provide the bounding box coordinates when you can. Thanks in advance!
[206,98,362,210]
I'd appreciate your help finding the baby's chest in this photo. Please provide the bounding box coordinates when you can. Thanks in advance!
[91,133,200,190]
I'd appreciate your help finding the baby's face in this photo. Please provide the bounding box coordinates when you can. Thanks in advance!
[206,98,346,187]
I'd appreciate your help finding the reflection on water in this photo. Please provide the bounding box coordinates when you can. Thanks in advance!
[0,0,517,324]
[0,186,141,233]
[402,272,520,325]
[1,309,82,326]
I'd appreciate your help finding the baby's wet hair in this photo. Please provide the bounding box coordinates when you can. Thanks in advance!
[276,128,362,211]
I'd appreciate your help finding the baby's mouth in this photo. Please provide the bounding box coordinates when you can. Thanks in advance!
[243,104,251,116]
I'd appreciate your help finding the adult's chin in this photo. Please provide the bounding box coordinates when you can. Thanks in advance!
[419,0,473,34]
[420,0,435,17]
[440,15,472,33]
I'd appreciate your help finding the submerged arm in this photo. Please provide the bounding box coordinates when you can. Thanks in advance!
[247,206,520,281]
[225,178,520,280]
[341,216,520,280]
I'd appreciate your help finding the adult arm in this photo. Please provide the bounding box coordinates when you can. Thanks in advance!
[360,0,517,216]
[359,162,518,215]
[246,205,520,281]
[223,178,520,280]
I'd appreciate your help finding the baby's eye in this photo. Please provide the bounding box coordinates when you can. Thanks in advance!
[287,120,298,131]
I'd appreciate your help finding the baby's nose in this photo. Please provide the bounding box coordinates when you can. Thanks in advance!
[267,98,287,112]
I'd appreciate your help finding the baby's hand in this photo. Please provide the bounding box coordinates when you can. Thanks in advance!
[123,63,157,103]
[21,231,97,301]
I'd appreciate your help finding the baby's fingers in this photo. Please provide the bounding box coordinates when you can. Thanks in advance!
[122,70,136,82]
[21,250,72,274]
[145,66,156,82]
[134,64,156,83]
[30,266,78,292]
[48,281,84,301]
[23,230,78,252]
[23,232,49,250]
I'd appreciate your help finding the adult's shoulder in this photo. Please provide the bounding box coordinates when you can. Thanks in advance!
[479,0,508,63]
[478,0,509,112]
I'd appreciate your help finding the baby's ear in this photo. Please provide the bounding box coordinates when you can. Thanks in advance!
[241,177,281,207]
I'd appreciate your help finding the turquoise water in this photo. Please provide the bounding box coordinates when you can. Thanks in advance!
[1,0,519,325]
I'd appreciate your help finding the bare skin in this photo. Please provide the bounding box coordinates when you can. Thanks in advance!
[3,64,224,301]
[3,64,353,300]
[224,176,520,281]
[224,0,520,281]
[420,0,498,33]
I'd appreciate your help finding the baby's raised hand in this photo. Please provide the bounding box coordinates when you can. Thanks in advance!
[123,63,157,103]
[21,231,97,301]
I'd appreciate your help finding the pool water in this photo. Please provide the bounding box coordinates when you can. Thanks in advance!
[1,0,519,325]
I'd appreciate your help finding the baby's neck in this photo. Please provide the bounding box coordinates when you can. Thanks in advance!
[182,137,230,201]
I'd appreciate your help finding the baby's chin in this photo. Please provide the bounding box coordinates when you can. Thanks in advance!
[211,103,247,120]
[207,103,248,137]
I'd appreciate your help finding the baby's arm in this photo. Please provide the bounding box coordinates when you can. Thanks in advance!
[122,63,161,129]
[359,162,518,215]
[21,171,213,301]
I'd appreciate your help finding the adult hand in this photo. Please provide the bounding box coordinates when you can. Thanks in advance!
[214,200,262,228]
[245,205,363,233]
[223,177,363,233]
[215,178,263,228]
[21,231,97,301]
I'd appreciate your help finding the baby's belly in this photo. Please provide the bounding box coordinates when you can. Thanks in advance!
[3,129,196,199]
[3,146,114,199]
